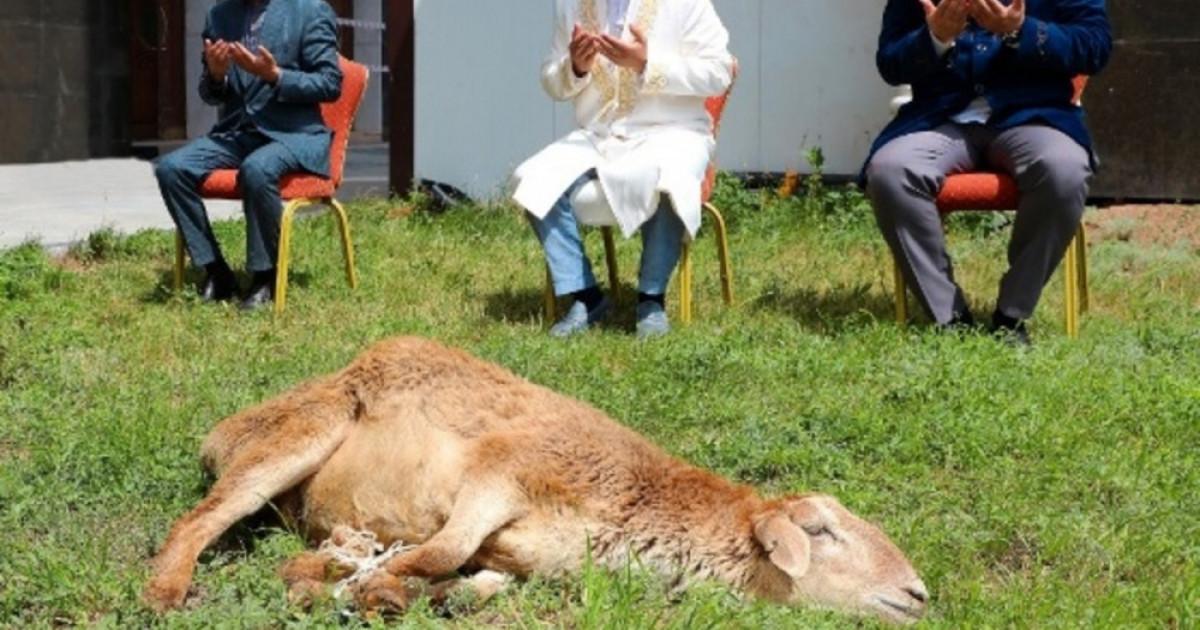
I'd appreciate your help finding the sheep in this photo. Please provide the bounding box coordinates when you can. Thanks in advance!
[144,336,928,624]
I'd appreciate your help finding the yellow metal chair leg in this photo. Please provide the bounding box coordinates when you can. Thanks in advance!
[601,226,620,307]
[679,243,693,324]
[273,199,303,315]
[328,197,359,289]
[543,267,557,321]
[1063,234,1079,338]
[1076,223,1089,313]
[703,202,734,306]
[893,256,908,325]
[173,230,185,292]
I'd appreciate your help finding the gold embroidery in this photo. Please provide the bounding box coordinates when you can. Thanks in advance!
[615,0,661,118]
[575,0,663,120]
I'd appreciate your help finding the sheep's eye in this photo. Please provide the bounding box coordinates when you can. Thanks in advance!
[803,524,832,538]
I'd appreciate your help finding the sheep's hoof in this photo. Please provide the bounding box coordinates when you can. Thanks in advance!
[142,577,189,613]
[354,571,411,613]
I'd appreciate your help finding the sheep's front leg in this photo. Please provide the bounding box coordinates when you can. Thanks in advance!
[354,479,523,612]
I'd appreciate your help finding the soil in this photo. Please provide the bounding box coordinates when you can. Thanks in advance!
[1086,204,1200,250]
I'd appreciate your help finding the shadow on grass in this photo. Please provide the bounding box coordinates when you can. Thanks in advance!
[141,267,313,305]
[483,287,550,325]
[746,282,909,334]
[483,281,657,332]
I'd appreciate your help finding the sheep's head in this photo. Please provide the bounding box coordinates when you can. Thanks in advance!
[751,493,927,625]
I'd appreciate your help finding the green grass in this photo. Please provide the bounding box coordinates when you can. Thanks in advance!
[0,179,1197,629]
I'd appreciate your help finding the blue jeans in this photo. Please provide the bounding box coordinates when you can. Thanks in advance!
[528,171,685,297]
[155,130,303,272]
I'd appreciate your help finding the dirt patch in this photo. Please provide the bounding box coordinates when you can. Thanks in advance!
[1086,204,1200,250]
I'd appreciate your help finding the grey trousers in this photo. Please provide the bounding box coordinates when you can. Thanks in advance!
[865,123,1092,324]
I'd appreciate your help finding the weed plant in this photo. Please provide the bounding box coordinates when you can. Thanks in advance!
[0,179,1197,629]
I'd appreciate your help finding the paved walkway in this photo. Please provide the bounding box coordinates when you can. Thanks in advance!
[0,143,389,254]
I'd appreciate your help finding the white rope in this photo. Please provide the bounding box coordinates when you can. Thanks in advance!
[316,527,415,600]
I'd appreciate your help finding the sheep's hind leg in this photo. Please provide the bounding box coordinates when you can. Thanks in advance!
[143,420,353,612]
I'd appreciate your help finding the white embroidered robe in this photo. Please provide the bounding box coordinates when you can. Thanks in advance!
[511,0,733,239]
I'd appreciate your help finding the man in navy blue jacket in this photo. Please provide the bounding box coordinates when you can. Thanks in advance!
[864,0,1111,343]
[156,0,343,310]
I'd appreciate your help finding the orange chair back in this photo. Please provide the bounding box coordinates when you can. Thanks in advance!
[199,56,369,200]
[701,59,738,203]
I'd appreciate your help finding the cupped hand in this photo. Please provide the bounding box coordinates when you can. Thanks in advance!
[967,0,1025,35]
[569,22,599,77]
[597,24,648,73]
[919,0,970,44]
[231,42,282,84]
[204,39,233,81]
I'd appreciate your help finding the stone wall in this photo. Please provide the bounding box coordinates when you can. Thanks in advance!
[0,0,130,163]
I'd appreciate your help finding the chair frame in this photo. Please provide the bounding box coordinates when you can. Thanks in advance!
[892,76,1091,338]
[172,56,367,314]
[891,200,1088,337]
[542,61,738,326]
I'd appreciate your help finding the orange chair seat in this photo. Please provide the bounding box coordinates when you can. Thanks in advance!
[936,172,1019,212]
[198,170,336,201]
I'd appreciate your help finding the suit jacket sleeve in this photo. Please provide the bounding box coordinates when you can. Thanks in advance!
[274,1,343,104]
[1008,0,1111,75]
[640,0,733,98]
[875,0,949,87]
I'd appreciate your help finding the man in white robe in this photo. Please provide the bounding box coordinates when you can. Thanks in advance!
[512,0,733,338]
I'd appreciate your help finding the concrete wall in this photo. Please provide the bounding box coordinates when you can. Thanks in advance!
[0,0,130,163]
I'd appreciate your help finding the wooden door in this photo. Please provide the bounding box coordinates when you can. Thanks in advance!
[129,0,186,141]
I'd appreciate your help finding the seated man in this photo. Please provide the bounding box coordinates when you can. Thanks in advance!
[156,0,342,310]
[512,0,733,339]
[864,0,1111,344]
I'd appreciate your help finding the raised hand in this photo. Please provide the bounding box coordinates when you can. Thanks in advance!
[569,22,599,77]
[230,42,282,84]
[968,0,1025,35]
[203,39,233,82]
[919,0,970,44]
[597,24,648,73]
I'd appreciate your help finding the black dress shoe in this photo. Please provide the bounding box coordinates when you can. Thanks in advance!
[935,309,977,336]
[238,281,274,311]
[198,273,238,302]
[989,312,1031,347]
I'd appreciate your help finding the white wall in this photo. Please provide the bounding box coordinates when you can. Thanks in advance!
[414,0,894,199]
[184,1,896,197]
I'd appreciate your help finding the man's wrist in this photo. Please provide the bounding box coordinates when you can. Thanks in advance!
[1001,18,1025,48]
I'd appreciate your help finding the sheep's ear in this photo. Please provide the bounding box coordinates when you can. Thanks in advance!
[754,513,811,579]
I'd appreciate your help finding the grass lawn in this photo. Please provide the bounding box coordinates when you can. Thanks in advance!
[0,178,1197,629]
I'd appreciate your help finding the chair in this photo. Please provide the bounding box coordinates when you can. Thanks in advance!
[542,61,738,325]
[892,76,1090,338]
[173,55,368,314]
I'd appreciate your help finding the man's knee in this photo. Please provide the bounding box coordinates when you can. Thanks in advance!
[155,154,188,187]
[236,160,276,191]
[1022,148,1091,202]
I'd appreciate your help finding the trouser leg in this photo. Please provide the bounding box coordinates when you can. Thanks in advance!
[527,171,598,296]
[155,135,244,267]
[636,193,685,296]
[238,138,304,273]
[986,125,1092,320]
[865,124,980,325]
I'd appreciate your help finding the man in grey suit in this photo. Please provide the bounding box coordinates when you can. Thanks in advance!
[156,0,343,310]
